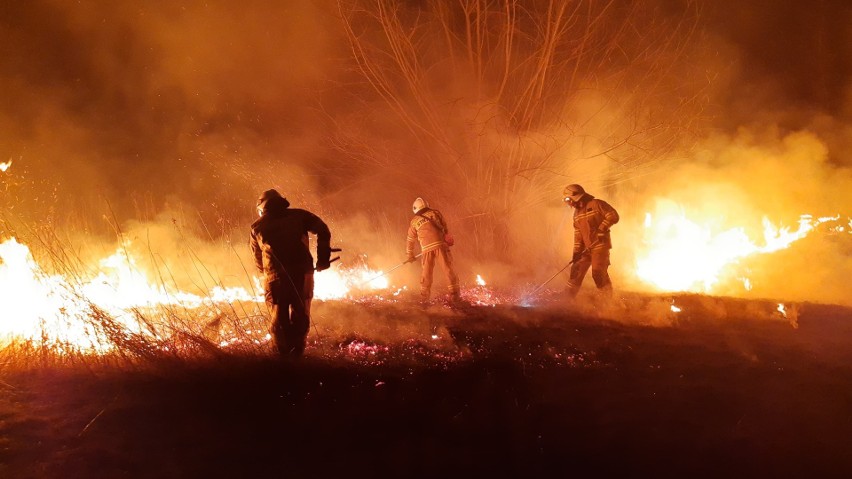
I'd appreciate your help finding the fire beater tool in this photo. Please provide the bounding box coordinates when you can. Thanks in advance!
[529,259,575,296]
[359,252,422,287]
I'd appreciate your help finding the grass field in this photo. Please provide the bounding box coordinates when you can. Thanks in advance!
[1,294,851,478]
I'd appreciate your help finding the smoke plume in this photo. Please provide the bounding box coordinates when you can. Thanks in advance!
[1,0,851,306]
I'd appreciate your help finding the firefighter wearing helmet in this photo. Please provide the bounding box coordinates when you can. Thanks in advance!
[405,197,461,302]
[250,189,332,358]
[563,184,619,298]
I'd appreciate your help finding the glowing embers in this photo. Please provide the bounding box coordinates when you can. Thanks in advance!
[0,160,11,172]
[462,274,505,307]
[336,337,467,366]
[636,209,844,293]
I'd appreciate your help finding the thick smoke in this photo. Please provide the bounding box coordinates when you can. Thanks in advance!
[0,0,341,223]
[603,0,852,305]
[613,128,852,305]
[1,0,851,306]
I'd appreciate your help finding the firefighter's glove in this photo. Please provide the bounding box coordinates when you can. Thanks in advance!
[571,251,584,263]
[315,258,331,272]
[316,245,332,271]
[595,229,607,243]
[405,255,417,264]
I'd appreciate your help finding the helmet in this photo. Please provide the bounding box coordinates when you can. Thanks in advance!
[257,189,284,216]
[257,189,283,205]
[563,184,586,203]
[412,197,428,214]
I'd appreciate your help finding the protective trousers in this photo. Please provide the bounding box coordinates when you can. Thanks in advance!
[420,246,460,301]
[265,272,314,357]
[566,249,612,299]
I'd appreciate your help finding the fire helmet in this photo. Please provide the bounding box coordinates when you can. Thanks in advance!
[563,184,586,202]
[257,189,283,205]
[412,197,429,214]
[257,189,284,216]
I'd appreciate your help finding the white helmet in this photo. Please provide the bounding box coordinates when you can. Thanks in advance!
[412,197,428,214]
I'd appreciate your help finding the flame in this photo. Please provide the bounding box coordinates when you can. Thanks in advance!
[0,236,391,351]
[314,266,390,300]
[670,301,682,313]
[79,244,217,310]
[0,160,10,172]
[0,238,111,350]
[777,303,787,318]
[636,210,843,293]
[462,273,513,306]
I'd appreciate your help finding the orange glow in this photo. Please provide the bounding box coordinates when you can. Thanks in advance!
[0,236,391,351]
[314,266,389,300]
[635,208,843,293]
[0,160,10,172]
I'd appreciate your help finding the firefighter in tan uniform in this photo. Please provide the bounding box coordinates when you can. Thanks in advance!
[405,197,461,302]
[563,184,619,298]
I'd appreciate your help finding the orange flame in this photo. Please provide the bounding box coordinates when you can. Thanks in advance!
[0,236,391,351]
[636,210,843,293]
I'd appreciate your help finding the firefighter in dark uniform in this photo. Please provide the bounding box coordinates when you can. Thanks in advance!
[250,189,331,357]
[563,184,619,298]
[406,197,461,302]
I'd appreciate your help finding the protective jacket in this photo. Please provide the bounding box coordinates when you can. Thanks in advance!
[406,208,449,257]
[572,194,619,253]
[250,195,331,282]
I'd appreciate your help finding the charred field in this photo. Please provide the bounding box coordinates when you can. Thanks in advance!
[2,294,852,478]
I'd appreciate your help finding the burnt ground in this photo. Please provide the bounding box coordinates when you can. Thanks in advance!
[1,294,852,478]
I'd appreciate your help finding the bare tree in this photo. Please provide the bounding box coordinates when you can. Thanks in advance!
[332,0,708,260]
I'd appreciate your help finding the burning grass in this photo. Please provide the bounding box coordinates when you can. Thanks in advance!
[1,210,852,475]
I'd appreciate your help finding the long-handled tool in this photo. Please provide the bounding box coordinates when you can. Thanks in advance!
[315,247,343,271]
[529,259,575,296]
[359,252,422,287]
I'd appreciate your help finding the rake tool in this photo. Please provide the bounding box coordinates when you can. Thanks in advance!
[359,252,422,287]
[529,259,575,296]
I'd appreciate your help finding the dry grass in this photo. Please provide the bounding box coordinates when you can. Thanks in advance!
[1,296,852,477]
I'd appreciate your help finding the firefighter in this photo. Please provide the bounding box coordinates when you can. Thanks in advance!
[563,184,619,299]
[250,189,331,358]
[405,197,461,302]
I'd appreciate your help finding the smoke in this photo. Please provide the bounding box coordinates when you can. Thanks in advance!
[600,0,852,305]
[2,0,851,307]
[612,127,852,305]
[0,0,342,223]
